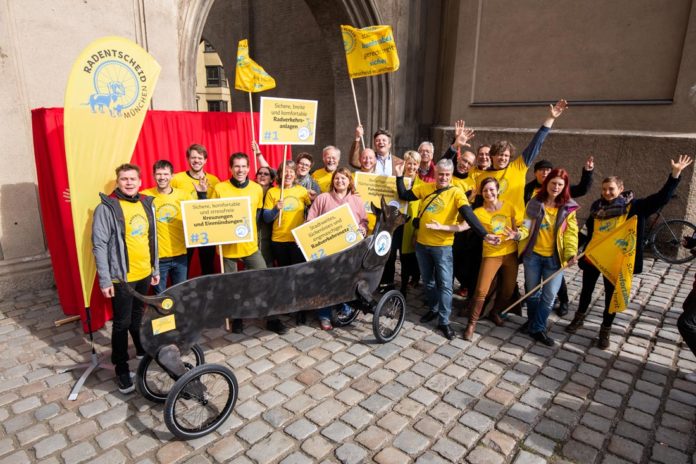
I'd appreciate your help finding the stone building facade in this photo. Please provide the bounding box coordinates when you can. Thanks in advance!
[1,0,695,294]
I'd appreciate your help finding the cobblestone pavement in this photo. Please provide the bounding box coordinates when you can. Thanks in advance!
[1,258,696,463]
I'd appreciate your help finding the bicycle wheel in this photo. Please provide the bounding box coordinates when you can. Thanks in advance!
[164,363,238,440]
[373,290,406,343]
[331,304,360,327]
[136,344,205,403]
[651,219,696,264]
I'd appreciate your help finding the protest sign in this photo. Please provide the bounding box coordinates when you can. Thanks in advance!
[292,203,362,261]
[354,172,410,214]
[259,97,318,145]
[181,197,253,247]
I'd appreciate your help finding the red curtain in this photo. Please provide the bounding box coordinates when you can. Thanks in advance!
[31,108,289,332]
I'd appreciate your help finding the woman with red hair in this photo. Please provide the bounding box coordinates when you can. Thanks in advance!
[514,168,579,345]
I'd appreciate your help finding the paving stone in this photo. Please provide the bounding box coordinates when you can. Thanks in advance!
[126,435,159,458]
[562,440,599,463]
[466,445,505,464]
[95,428,129,450]
[534,418,568,440]
[608,435,644,463]
[373,447,410,464]
[237,419,273,445]
[392,428,430,455]
[615,421,650,443]
[572,424,606,449]
[321,421,354,442]
[513,450,547,464]
[482,429,516,455]
[524,432,556,457]
[651,443,689,464]
[33,434,68,459]
[246,431,294,464]
[207,436,243,462]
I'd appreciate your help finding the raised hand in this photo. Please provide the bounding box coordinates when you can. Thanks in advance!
[252,140,261,155]
[276,199,285,211]
[394,163,404,177]
[355,124,364,140]
[194,175,209,193]
[453,120,475,148]
[671,154,693,178]
[549,99,568,119]
[584,155,594,171]
[454,120,465,139]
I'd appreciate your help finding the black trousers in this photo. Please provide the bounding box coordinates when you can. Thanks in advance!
[380,225,403,286]
[576,262,616,328]
[111,277,149,375]
[271,241,305,267]
[453,230,482,294]
[187,246,216,277]
[678,286,696,358]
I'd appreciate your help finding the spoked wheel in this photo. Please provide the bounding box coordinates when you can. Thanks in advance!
[651,219,696,264]
[164,363,238,440]
[136,344,205,403]
[331,304,360,327]
[372,290,406,343]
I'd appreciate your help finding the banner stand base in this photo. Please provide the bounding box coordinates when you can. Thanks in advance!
[59,351,111,401]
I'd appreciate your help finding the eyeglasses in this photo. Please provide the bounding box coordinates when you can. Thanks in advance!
[257,172,270,176]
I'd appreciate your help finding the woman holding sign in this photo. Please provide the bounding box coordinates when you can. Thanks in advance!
[307,168,368,330]
[263,160,312,266]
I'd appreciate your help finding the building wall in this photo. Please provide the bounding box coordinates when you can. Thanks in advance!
[194,41,232,112]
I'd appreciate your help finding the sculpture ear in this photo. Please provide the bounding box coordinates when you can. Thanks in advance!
[371,202,381,218]
[380,195,388,213]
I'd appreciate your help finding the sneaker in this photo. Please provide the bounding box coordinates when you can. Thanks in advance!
[319,318,333,331]
[684,372,696,382]
[267,319,288,335]
[117,372,135,394]
[518,321,529,334]
[530,331,555,346]
[232,319,243,334]
[135,350,146,360]
[437,324,455,340]
[555,301,569,317]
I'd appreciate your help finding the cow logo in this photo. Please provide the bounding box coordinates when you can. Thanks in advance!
[129,214,147,237]
[374,231,391,256]
[86,60,140,118]
[283,196,300,212]
[614,230,637,254]
[157,203,179,223]
[426,197,445,215]
[598,217,618,233]
[491,214,507,234]
[345,226,358,244]
[298,127,310,141]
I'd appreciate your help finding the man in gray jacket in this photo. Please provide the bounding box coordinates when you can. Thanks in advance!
[92,163,159,394]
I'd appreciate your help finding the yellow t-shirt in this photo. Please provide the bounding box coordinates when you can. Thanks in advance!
[534,206,558,257]
[452,176,475,195]
[210,180,264,258]
[411,183,470,247]
[120,200,151,282]
[311,168,334,193]
[472,157,528,221]
[171,171,220,198]
[263,185,311,242]
[141,187,194,258]
[474,201,518,257]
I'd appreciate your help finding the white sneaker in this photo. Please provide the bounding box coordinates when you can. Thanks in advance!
[684,372,696,382]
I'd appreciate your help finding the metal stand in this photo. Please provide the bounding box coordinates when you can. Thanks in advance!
[58,307,111,401]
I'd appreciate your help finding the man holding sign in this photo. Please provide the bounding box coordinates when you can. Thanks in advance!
[210,153,286,335]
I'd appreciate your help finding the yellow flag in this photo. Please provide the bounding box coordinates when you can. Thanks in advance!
[585,216,638,313]
[235,39,276,92]
[341,25,400,78]
[64,36,161,308]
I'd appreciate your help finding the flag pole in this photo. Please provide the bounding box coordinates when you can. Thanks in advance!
[349,78,365,150]
[278,144,288,227]
[248,91,258,174]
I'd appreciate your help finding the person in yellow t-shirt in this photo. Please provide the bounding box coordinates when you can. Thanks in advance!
[399,150,423,295]
[396,159,497,341]
[171,144,220,276]
[92,163,159,394]
[311,145,341,193]
[463,177,520,340]
[514,168,579,347]
[141,160,195,293]
[262,160,311,266]
[210,152,286,336]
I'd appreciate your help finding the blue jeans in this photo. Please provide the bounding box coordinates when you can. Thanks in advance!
[524,252,564,334]
[415,243,454,325]
[154,254,188,294]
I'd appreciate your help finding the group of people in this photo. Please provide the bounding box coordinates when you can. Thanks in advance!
[91,99,694,394]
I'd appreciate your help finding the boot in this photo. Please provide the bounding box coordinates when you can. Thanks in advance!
[565,312,586,333]
[598,326,611,349]
[490,309,504,326]
[464,299,485,341]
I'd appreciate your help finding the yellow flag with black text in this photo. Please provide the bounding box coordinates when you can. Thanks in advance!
[235,39,276,92]
[64,36,160,308]
[585,216,638,314]
[341,25,400,78]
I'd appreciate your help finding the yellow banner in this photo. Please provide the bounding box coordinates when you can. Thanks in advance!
[258,97,318,145]
[64,36,160,307]
[341,25,400,78]
[292,203,362,261]
[234,39,276,93]
[181,198,254,247]
[585,216,638,313]
[354,172,409,214]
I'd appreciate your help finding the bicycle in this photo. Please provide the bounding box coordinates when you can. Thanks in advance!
[644,200,696,264]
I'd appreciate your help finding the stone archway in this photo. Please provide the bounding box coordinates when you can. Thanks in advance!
[177,0,394,158]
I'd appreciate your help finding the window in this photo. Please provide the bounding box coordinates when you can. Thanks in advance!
[207,100,228,112]
[206,66,226,87]
[203,41,216,53]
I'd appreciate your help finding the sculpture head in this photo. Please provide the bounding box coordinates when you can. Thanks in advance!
[370,196,408,235]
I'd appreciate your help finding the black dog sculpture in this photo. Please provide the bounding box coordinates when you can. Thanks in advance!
[130,197,407,368]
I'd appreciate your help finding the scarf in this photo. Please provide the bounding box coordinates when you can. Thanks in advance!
[113,188,140,203]
[590,191,634,219]
[230,177,249,189]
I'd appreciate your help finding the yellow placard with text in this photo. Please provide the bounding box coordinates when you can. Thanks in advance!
[151,315,176,335]
[292,203,362,261]
[181,198,253,247]
[354,172,410,214]
[258,97,318,145]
